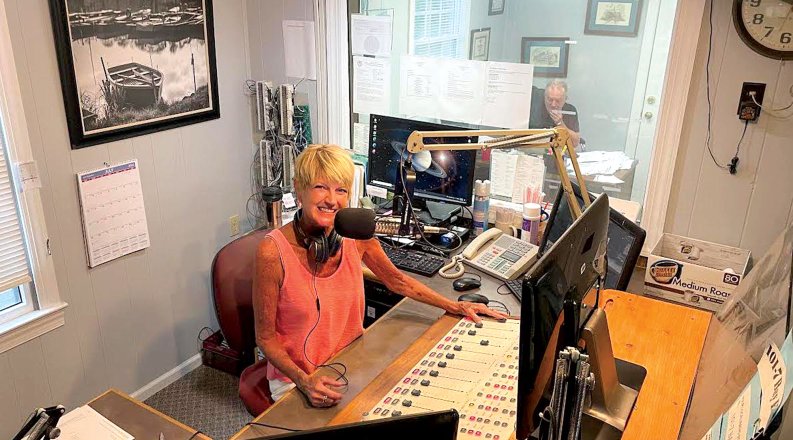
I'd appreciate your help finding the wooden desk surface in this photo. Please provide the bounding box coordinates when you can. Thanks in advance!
[231,277,709,440]
[89,389,211,440]
[325,290,711,440]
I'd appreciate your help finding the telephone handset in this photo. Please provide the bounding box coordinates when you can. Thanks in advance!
[462,228,503,259]
[462,229,540,281]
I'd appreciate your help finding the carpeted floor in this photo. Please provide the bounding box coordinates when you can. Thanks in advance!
[145,366,252,440]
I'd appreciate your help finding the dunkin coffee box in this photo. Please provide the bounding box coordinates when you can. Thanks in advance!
[644,233,751,312]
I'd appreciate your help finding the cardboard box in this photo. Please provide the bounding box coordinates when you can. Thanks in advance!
[644,233,751,312]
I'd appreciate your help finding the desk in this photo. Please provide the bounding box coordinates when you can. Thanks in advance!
[88,389,211,439]
[231,260,710,440]
[231,262,521,440]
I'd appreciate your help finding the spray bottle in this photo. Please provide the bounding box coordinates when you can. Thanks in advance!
[472,180,490,236]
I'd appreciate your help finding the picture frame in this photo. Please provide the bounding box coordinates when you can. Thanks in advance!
[520,37,570,78]
[584,0,643,37]
[469,28,491,61]
[47,0,220,149]
[488,0,505,16]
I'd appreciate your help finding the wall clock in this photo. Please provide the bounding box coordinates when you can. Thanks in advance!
[733,0,793,60]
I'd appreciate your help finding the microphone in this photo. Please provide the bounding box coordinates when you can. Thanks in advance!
[334,208,448,240]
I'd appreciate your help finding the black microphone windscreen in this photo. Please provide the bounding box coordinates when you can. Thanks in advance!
[334,208,376,239]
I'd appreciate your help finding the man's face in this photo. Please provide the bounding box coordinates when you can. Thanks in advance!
[544,87,566,112]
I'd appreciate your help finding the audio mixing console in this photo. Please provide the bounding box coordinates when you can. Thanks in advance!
[362,317,521,440]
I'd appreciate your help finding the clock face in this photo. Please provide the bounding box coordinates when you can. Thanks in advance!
[734,0,793,59]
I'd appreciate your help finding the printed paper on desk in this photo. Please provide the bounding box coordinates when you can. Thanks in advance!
[77,160,150,268]
[351,14,392,57]
[720,374,761,440]
[59,405,133,440]
[489,150,518,198]
[283,20,316,80]
[482,61,534,128]
[353,56,391,115]
[353,122,370,156]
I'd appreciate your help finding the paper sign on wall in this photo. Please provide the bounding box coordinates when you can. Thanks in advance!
[282,20,316,80]
[353,56,391,116]
[351,14,393,57]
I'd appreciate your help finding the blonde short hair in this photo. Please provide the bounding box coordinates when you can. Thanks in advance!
[293,144,355,192]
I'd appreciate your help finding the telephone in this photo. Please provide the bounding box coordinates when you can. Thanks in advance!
[439,228,540,281]
[462,229,540,281]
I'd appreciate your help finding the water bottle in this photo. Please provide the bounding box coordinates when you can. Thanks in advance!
[472,180,490,236]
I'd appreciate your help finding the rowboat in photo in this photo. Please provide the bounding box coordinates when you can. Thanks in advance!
[106,62,163,108]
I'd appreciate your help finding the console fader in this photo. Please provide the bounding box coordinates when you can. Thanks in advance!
[363,317,520,440]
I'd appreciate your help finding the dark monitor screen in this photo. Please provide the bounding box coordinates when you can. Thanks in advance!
[540,183,646,291]
[367,114,478,206]
[253,410,459,440]
[516,194,610,439]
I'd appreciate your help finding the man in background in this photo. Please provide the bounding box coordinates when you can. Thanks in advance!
[530,80,582,151]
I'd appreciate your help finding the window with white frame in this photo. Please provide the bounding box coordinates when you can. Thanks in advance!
[0,1,65,352]
[409,0,470,59]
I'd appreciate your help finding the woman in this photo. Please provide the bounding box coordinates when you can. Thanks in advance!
[253,144,507,408]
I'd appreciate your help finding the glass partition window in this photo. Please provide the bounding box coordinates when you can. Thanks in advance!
[348,0,680,218]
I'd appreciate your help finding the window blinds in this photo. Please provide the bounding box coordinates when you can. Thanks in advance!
[412,0,466,59]
[0,119,31,293]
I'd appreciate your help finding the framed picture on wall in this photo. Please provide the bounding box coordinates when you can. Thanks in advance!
[47,0,220,149]
[488,0,505,16]
[584,0,643,37]
[520,37,570,77]
[469,28,491,61]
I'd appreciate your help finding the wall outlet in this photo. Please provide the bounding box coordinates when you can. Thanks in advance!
[737,82,766,122]
[229,215,240,236]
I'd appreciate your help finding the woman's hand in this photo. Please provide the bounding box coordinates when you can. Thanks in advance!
[448,301,509,323]
[297,375,345,408]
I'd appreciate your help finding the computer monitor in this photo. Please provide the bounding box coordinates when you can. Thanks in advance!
[252,410,459,440]
[516,193,610,439]
[366,114,478,206]
[540,183,646,291]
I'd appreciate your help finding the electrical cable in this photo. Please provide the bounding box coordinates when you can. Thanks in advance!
[187,429,205,439]
[751,92,793,119]
[729,120,749,175]
[703,0,728,171]
[487,299,510,315]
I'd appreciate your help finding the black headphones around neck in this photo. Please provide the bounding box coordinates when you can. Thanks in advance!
[292,209,343,263]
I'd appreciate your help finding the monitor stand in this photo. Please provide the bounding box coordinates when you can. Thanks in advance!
[578,308,646,439]
[532,308,646,440]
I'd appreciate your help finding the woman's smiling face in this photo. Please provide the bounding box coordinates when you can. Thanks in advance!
[296,178,350,233]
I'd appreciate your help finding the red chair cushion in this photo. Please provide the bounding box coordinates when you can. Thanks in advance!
[239,360,274,416]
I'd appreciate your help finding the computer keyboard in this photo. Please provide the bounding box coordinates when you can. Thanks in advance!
[505,278,524,301]
[382,246,446,277]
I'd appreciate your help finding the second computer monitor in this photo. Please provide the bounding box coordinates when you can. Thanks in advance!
[366,114,478,206]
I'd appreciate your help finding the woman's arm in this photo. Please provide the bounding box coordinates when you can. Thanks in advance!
[253,238,343,406]
[357,239,508,323]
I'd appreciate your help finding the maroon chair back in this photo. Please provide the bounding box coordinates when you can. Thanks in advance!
[210,229,270,366]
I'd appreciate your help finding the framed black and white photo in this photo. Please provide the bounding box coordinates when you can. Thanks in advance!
[469,28,491,61]
[585,0,643,37]
[488,0,505,16]
[48,0,220,149]
[520,37,570,78]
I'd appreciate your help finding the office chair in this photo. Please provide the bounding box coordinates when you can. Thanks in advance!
[210,228,274,415]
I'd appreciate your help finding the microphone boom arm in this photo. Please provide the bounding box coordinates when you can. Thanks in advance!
[406,127,590,219]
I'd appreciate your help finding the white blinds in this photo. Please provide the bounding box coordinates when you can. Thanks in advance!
[0,118,31,293]
[412,0,467,58]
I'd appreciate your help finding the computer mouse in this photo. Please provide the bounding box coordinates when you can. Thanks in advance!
[457,293,489,304]
[453,277,482,292]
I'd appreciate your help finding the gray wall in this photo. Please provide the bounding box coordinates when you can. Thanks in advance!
[665,0,793,259]
[0,0,255,437]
